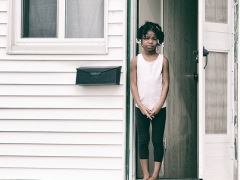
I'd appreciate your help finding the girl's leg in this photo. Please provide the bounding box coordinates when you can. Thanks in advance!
[150,108,166,179]
[149,162,161,180]
[140,159,150,180]
[135,107,151,179]
[148,162,161,180]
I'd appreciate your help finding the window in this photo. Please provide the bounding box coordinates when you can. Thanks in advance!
[7,0,107,54]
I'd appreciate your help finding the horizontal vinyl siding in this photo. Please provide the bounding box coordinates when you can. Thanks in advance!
[0,132,123,144]
[0,85,124,96]
[0,96,123,108]
[109,0,124,10]
[0,156,122,169]
[0,119,123,132]
[0,109,124,120]
[0,1,7,11]
[0,144,123,157]
[0,72,124,84]
[0,23,6,35]
[0,60,122,71]
[0,169,122,180]
[0,12,7,23]
[108,11,124,23]
[0,0,126,179]
[0,36,6,47]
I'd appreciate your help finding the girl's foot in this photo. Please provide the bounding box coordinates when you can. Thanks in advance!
[148,176,158,180]
[143,175,150,180]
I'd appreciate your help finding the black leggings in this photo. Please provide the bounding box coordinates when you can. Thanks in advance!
[135,107,166,162]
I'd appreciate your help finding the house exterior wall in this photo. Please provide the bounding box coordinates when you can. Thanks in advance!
[0,0,127,180]
[234,0,239,179]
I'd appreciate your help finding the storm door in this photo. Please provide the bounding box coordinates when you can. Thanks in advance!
[198,0,234,179]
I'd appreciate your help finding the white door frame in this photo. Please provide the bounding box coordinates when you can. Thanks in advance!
[128,0,200,180]
[128,0,137,179]
[197,0,204,178]
[129,0,235,179]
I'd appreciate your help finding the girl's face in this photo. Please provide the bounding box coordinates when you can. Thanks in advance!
[141,30,158,52]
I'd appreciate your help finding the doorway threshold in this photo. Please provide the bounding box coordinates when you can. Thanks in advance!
[137,179,198,180]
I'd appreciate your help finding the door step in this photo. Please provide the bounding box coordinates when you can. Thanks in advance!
[158,179,198,180]
[158,178,198,180]
[137,179,198,180]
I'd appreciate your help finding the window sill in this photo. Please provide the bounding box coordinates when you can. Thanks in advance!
[7,42,107,55]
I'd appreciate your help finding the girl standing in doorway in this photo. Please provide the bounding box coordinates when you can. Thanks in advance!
[130,21,169,180]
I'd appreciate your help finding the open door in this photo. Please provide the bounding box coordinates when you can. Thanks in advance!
[163,0,198,178]
[198,0,234,179]
[137,0,198,179]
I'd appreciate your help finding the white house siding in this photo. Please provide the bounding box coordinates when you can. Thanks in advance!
[0,0,127,180]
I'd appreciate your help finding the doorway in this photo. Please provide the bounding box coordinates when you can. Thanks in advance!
[135,0,198,179]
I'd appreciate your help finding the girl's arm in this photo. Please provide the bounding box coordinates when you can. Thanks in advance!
[150,56,169,116]
[130,56,152,119]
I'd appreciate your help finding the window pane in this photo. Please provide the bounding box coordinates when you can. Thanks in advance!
[205,52,228,134]
[22,0,57,38]
[205,0,228,23]
[65,0,104,38]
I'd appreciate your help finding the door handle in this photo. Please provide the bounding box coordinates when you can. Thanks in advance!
[193,46,209,68]
[203,47,209,69]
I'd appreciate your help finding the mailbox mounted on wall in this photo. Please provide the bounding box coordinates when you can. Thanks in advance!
[76,66,122,85]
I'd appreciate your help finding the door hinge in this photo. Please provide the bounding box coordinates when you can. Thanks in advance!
[231,147,234,160]
[163,138,167,151]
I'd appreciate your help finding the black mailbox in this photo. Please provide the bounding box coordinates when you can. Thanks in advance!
[76,66,122,85]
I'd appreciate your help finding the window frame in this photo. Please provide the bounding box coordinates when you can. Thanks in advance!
[7,0,108,54]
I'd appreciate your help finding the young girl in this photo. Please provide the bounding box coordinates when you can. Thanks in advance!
[130,21,169,180]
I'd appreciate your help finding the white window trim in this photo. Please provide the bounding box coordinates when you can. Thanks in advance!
[7,0,108,54]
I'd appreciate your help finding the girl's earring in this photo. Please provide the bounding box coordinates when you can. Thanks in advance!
[136,38,143,49]
[136,38,141,45]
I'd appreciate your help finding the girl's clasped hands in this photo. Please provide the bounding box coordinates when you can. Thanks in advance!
[139,104,162,120]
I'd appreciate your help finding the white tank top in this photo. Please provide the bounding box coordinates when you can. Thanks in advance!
[136,53,167,110]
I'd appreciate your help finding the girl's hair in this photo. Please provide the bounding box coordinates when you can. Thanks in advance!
[137,21,164,45]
